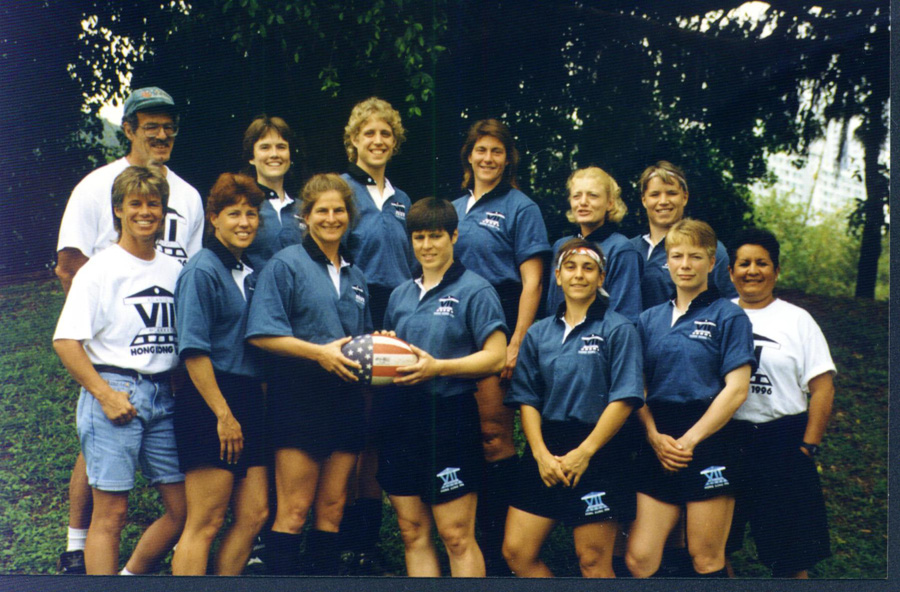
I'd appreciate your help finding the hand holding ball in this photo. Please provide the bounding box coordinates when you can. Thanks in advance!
[341,334,419,386]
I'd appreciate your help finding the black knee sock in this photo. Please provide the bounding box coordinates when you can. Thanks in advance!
[304,530,341,576]
[358,497,383,552]
[478,455,518,576]
[694,567,728,578]
[263,531,302,575]
[659,547,694,577]
[338,498,382,553]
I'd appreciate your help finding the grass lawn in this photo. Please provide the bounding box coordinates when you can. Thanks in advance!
[0,278,887,578]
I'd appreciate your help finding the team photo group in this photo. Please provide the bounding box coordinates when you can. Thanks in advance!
[50,85,835,579]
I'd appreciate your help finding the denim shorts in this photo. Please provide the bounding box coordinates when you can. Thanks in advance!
[77,371,184,492]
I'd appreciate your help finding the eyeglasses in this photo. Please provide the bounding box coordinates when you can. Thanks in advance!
[139,123,179,137]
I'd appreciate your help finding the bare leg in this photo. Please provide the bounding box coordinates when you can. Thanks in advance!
[501,507,556,577]
[389,495,440,577]
[573,520,619,578]
[171,468,233,575]
[68,453,93,530]
[625,492,681,578]
[215,466,268,575]
[123,481,186,574]
[474,376,516,462]
[432,493,485,577]
[271,448,320,533]
[84,488,128,574]
[685,495,735,574]
[313,451,358,532]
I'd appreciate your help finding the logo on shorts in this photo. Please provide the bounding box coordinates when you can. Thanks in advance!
[437,467,464,493]
[690,320,717,340]
[434,295,459,317]
[124,286,177,355]
[581,491,610,516]
[701,465,729,489]
[479,211,505,230]
[352,284,366,307]
[578,333,604,355]
[390,201,407,220]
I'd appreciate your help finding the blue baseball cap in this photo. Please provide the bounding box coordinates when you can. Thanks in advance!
[123,87,176,118]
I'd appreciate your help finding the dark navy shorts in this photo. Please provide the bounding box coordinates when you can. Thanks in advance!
[174,371,267,478]
[727,412,831,574]
[266,361,365,459]
[376,388,483,505]
[510,421,636,527]
[636,401,743,504]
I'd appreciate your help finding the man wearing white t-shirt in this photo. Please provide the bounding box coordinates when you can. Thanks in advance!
[54,87,202,574]
[54,166,186,575]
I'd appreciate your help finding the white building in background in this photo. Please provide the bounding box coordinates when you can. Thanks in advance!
[756,118,868,220]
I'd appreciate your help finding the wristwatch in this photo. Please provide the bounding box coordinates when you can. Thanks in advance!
[800,442,820,457]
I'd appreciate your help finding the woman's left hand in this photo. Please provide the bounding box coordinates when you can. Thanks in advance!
[394,344,441,385]
[672,435,697,461]
[557,447,592,488]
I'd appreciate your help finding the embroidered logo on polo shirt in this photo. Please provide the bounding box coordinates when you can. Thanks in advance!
[581,491,610,516]
[437,467,464,493]
[351,285,366,307]
[125,286,177,355]
[701,465,729,489]
[479,211,505,230]
[690,319,716,340]
[390,201,406,220]
[434,295,459,317]
[578,333,604,354]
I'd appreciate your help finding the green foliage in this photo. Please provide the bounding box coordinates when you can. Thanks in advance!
[751,191,888,301]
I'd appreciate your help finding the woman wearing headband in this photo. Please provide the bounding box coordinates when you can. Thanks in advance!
[503,238,643,578]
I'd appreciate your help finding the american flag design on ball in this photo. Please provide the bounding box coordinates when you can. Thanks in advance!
[342,334,419,386]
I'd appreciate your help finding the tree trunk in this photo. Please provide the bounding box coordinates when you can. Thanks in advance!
[854,102,888,299]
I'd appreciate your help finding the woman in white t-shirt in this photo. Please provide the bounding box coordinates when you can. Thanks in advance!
[726,227,835,578]
[53,166,186,575]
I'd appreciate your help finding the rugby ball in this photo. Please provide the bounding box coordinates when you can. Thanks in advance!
[342,334,418,386]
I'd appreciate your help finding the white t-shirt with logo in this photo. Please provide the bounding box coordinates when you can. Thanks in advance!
[57,157,203,265]
[53,245,182,374]
[731,298,836,423]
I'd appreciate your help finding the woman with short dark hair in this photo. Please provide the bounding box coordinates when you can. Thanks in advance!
[241,115,303,271]
[378,197,507,576]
